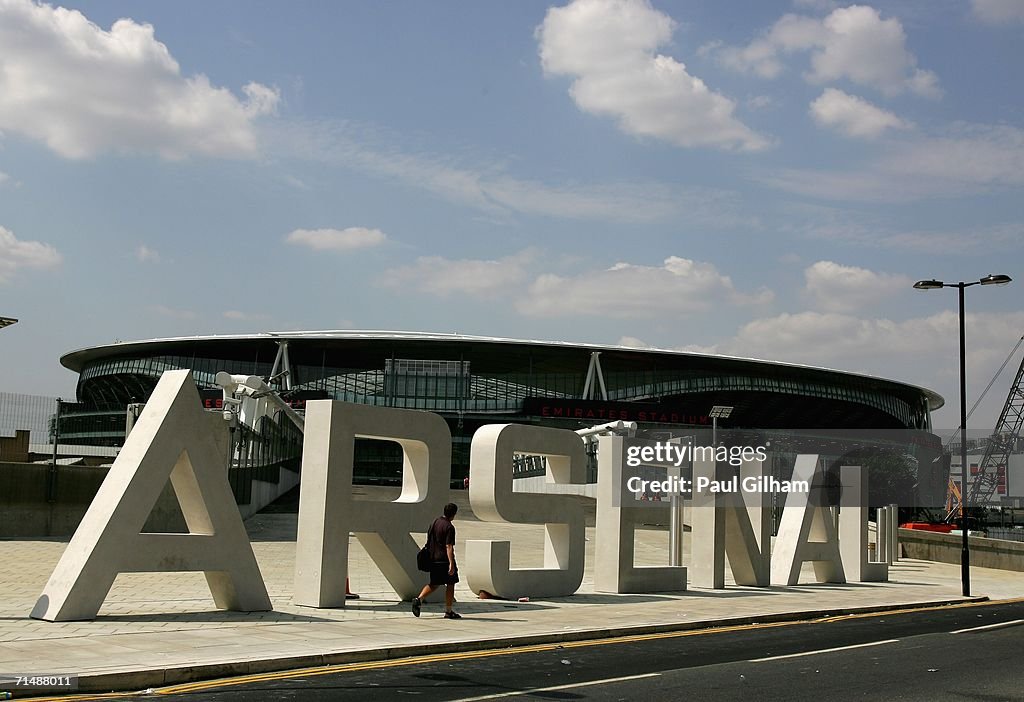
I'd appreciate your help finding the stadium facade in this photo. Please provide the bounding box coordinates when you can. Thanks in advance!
[57,331,943,488]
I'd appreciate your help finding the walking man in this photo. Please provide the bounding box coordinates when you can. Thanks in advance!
[412,502,461,619]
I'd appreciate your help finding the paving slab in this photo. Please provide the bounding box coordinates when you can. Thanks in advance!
[0,514,1021,695]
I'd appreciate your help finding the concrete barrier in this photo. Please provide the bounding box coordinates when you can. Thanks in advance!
[0,462,187,537]
[0,462,106,537]
[899,527,1024,572]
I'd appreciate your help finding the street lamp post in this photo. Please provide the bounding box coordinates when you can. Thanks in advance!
[914,273,1012,597]
[709,405,734,447]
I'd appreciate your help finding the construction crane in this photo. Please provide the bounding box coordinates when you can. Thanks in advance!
[945,335,1024,521]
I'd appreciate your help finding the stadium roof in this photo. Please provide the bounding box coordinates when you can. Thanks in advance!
[61,330,944,412]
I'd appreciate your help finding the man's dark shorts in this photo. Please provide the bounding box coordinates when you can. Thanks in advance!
[429,562,460,587]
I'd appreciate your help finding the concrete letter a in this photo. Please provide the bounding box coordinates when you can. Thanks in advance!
[30,370,271,621]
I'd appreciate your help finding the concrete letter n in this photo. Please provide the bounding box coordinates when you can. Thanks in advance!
[31,370,271,622]
[691,457,772,589]
[465,424,586,599]
[293,402,450,607]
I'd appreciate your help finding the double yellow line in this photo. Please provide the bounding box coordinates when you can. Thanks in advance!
[23,597,1021,701]
[152,621,796,697]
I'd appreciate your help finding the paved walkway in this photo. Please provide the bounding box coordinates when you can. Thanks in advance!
[1,508,1022,694]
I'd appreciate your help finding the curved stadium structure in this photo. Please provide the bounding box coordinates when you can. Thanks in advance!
[58,331,943,485]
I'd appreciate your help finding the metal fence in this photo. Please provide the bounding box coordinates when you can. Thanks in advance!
[0,392,60,445]
[985,527,1024,543]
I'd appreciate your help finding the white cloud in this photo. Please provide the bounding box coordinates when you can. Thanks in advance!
[135,245,160,263]
[379,250,534,298]
[285,227,387,252]
[617,336,651,348]
[0,171,9,185]
[680,308,1024,430]
[746,95,776,110]
[283,174,309,190]
[811,6,940,97]
[150,305,196,320]
[801,218,1024,253]
[803,260,912,312]
[517,256,774,318]
[716,5,941,97]
[0,0,278,159]
[483,177,676,221]
[0,225,61,282]
[706,310,1024,373]
[809,88,910,139]
[760,168,916,202]
[972,0,1024,23]
[881,124,1024,187]
[761,123,1024,202]
[272,120,758,225]
[716,14,826,79]
[537,0,770,151]
[241,82,279,117]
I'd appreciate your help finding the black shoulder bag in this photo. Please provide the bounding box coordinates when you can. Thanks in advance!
[416,525,433,572]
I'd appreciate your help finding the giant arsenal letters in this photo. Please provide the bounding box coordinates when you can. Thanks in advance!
[31,371,887,621]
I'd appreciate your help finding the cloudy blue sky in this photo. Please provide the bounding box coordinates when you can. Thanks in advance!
[1,0,1022,434]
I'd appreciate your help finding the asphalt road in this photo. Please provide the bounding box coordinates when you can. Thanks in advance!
[28,600,1024,702]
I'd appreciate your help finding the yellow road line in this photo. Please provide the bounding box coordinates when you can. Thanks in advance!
[158,620,802,695]
[18,693,127,702]
[815,596,1014,623]
[19,597,1019,701]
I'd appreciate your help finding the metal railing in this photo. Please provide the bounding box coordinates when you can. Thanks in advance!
[984,527,1024,543]
[0,392,60,445]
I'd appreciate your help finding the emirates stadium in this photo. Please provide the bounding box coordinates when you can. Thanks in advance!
[56,330,943,491]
